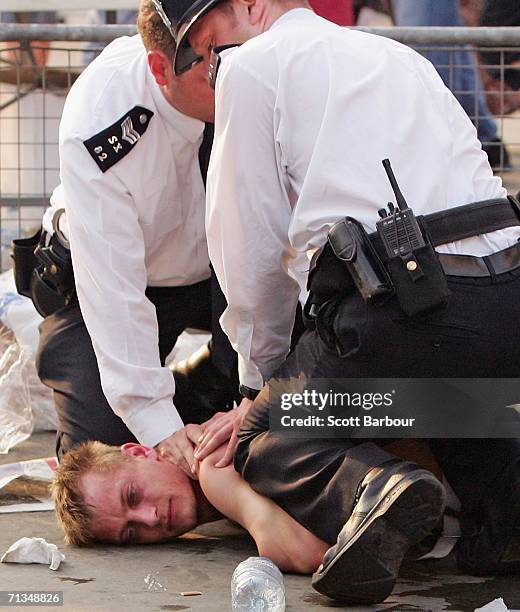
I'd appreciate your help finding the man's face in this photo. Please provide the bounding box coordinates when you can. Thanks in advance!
[187,2,257,67]
[80,452,198,545]
[165,56,216,122]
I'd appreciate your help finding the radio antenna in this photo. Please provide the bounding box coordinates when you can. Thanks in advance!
[382,158,409,210]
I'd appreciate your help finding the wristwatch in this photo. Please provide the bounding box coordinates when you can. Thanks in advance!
[239,384,260,401]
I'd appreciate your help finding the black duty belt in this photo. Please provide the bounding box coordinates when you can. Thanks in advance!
[368,195,520,277]
[437,243,520,277]
[305,195,520,328]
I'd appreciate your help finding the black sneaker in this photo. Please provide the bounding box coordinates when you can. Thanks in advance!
[172,342,239,423]
[311,461,446,604]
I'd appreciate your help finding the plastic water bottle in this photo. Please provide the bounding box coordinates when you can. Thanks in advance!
[231,557,285,611]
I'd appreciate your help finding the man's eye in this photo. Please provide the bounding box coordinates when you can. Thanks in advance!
[128,484,138,507]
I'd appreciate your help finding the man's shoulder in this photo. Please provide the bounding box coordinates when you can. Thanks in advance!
[59,35,158,171]
[61,35,151,140]
[224,10,334,77]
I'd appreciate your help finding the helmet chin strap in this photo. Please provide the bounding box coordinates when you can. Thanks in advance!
[208,44,241,89]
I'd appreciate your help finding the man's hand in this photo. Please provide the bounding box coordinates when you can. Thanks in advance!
[155,423,203,480]
[194,397,254,468]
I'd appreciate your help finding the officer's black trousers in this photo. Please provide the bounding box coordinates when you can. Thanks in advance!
[37,276,235,460]
[235,267,520,545]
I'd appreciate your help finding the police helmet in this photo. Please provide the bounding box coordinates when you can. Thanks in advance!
[151,0,225,74]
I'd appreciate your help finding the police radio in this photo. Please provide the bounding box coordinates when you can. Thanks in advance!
[375,159,450,317]
[376,159,425,257]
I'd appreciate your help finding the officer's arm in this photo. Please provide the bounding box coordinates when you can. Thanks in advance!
[206,58,301,393]
[59,130,183,448]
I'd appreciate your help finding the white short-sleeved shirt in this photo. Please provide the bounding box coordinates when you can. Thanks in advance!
[46,35,210,446]
[206,8,519,390]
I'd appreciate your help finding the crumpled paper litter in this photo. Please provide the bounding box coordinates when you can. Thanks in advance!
[1,537,65,570]
[474,598,509,612]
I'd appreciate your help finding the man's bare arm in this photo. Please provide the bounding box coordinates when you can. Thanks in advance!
[198,446,329,574]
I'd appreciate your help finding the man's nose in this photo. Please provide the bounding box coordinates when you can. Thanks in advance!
[130,505,159,527]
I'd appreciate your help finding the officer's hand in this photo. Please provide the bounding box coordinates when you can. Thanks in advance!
[194,397,253,468]
[155,424,203,480]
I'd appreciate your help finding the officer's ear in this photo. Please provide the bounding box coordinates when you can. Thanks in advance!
[241,0,263,25]
[147,49,171,87]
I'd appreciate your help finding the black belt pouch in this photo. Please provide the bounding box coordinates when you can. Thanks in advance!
[385,243,450,317]
[11,228,42,298]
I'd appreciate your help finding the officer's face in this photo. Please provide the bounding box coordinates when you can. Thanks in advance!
[80,446,199,545]
[167,56,216,122]
[187,1,259,67]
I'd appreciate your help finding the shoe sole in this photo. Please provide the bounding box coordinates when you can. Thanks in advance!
[312,471,446,604]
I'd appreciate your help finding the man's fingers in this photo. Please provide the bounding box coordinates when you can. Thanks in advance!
[215,418,243,468]
[180,457,198,480]
[194,422,233,459]
[196,418,223,445]
[198,409,238,444]
[178,436,196,468]
[204,411,227,426]
[215,434,238,468]
[185,424,203,445]
[196,418,233,452]
[177,441,198,480]
[158,428,199,479]
[157,446,181,464]
[198,411,227,442]
[191,457,199,476]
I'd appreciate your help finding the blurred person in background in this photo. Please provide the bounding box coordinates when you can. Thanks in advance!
[478,0,520,115]
[307,0,354,26]
[392,0,510,170]
[354,0,393,26]
[0,11,57,66]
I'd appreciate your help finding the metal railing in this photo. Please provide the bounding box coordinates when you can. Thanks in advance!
[0,25,519,271]
[0,1,138,10]
[0,24,519,43]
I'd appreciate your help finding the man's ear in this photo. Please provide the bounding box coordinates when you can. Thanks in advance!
[243,0,262,25]
[121,443,160,460]
[148,49,171,87]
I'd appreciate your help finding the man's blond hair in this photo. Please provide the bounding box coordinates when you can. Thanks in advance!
[138,0,176,60]
[52,441,127,546]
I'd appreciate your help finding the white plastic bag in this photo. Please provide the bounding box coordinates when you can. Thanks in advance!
[0,271,57,453]
[0,325,34,453]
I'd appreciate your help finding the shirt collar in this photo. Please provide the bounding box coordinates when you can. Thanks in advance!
[147,67,204,144]
[269,7,314,31]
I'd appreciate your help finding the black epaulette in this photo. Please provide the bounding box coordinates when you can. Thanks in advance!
[83,105,154,173]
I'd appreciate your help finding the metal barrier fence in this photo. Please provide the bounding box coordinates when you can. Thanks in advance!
[0,25,519,271]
